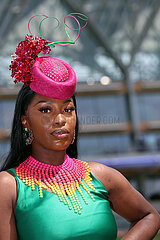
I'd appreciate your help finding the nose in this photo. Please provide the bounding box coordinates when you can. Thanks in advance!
[54,113,66,126]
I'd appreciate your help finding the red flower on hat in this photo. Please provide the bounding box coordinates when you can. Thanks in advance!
[9,34,51,85]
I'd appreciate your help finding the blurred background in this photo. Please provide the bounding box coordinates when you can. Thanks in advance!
[0,0,160,237]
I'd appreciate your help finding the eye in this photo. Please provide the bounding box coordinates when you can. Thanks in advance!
[38,107,51,113]
[64,107,75,113]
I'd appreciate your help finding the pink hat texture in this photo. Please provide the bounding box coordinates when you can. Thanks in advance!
[30,56,77,99]
[9,14,87,99]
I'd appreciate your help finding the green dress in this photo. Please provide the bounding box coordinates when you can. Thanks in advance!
[8,167,117,240]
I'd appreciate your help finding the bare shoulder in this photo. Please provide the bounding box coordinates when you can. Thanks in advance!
[0,170,16,186]
[0,170,17,208]
[88,161,112,176]
[87,161,124,192]
[0,171,18,239]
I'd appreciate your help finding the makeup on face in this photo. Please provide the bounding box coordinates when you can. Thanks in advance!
[23,94,76,152]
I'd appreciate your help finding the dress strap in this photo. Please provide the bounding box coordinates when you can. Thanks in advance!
[7,168,17,178]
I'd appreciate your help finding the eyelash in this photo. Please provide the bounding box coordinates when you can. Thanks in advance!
[64,107,75,113]
[38,106,75,113]
[38,107,51,113]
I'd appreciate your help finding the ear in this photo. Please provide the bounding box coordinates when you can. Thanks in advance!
[21,115,30,129]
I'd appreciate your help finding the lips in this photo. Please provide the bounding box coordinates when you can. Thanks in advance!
[51,129,69,134]
[50,129,69,139]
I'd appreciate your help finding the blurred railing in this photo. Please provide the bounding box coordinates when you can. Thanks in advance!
[1,81,160,141]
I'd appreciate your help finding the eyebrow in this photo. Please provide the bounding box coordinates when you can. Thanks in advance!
[33,99,72,106]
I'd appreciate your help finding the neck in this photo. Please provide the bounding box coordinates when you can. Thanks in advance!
[31,146,66,166]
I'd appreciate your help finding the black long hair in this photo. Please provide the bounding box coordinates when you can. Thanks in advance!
[1,85,79,171]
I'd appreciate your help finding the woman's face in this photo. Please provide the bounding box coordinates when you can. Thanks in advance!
[21,93,76,152]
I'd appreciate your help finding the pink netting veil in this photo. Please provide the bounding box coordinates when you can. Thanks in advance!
[40,58,69,82]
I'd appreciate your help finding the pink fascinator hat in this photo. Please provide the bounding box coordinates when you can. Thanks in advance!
[31,57,76,99]
[9,13,87,99]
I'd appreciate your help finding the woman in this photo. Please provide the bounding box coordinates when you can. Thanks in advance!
[0,14,160,240]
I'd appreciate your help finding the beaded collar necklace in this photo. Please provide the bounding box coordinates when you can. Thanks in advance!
[16,155,97,214]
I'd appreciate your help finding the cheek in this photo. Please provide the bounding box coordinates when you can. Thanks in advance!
[67,114,76,130]
[28,114,52,135]
[40,115,53,127]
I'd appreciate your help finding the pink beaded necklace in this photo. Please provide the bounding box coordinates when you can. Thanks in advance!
[16,155,97,214]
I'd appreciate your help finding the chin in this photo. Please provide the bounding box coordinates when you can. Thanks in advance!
[52,144,70,151]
